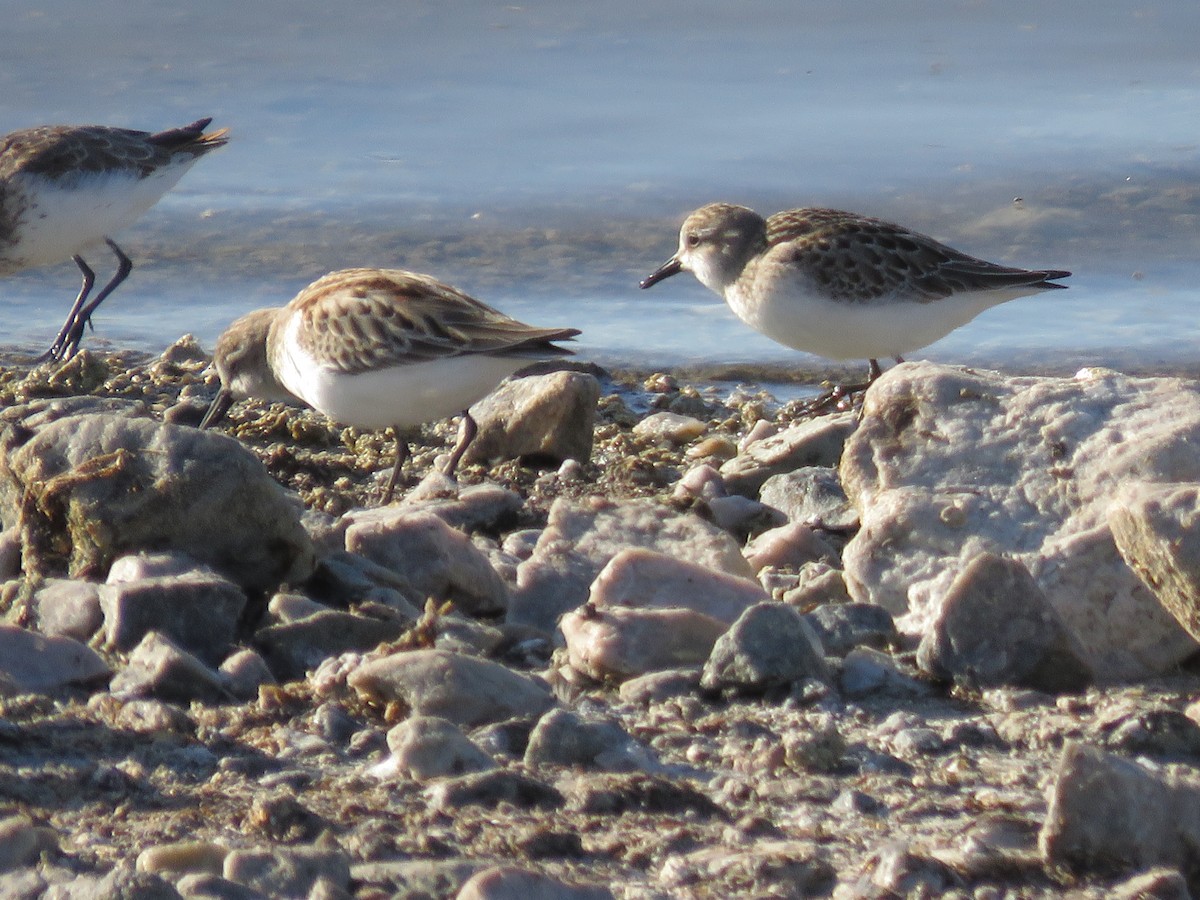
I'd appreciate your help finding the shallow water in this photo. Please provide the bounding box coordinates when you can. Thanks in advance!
[2,0,1198,375]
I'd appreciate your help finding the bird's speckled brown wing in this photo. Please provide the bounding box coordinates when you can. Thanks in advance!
[0,118,229,181]
[290,268,579,375]
[765,208,1069,304]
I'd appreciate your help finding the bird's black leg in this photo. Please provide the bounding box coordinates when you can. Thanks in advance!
[37,255,96,362]
[443,411,478,478]
[381,435,410,505]
[796,357,893,417]
[61,238,132,358]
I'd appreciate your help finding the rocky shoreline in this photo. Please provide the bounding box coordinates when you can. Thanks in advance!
[2,340,1200,898]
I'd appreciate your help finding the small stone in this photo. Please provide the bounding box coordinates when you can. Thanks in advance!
[659,841,835,897]
[840,647,931,698]
[0,624,109,693]
[617,668,702,705]
[561,604,727,682]
[803,601,897,657]
[781,563,854,609]
[524,708,654,771]
[455,865,613,900]
[759,466,859,530]
[1039,741,1200,883]
[425,770,563,811]
[700,602,831,694]
[109,631,229,704]
[107,550,215,583]
[783,716,846,772]
[255,609,408,681]
[916,552,1092,692]
[223,846,350,898]
[100,573,247,665]
[510,497,754,632]
[744,522,837,573]
[347,649,555,727]
[589,548,767,624]
[381,716,495,780]
[720,413,857,497]
[218,649,276,701]
[0,814,56,873]
[633,411,708,444]
[28,578,103,642]
[1110,868,1191,900]
[136,841,227,877]
[464,370,600,466]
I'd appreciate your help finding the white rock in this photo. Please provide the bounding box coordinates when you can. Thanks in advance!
[632,411,708,444]
[588,548,766,623]
[561,604,727,681]
[510,498,753,632]
[840,362,1200,680]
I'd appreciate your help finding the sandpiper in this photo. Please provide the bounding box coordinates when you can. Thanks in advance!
[0,117,229,360]
[641,202,1069,398]
[201,267,580,503]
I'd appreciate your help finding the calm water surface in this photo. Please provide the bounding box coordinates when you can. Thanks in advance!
[2,1,1198,375]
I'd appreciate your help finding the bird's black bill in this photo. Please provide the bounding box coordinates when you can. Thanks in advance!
[639,257,683,289]
[199,389,234,430]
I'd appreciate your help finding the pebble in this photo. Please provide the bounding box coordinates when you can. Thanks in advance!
[700,602,831,694]
[379,715,495,780]
[455,865,613,900]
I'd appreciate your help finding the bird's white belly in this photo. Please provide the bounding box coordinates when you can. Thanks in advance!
[1,165,194,270]
[726,278,1031,361]
[278,346,527,430]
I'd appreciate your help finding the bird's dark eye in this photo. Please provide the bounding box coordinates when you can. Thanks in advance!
[684,232,700,248]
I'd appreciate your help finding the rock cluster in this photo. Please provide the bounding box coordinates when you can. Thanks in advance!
[2,348,1200,896]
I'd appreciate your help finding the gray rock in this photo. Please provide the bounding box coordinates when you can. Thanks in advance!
[759,466,859,531]
[107,551,216,583]
[0,410,314,593]
[303,551,420,615]
[704,494,786,539]
[1111,482,1200,644]
[617,668,702,705]
[840,647,932,698]
[344,482,524,542]
[659,841,835,898]
[781,563,853,609]
[41,864,183,899]
[345,510,509,616]
[840,362,1200,681]
[463,370,599,466]
[218,649,275,701]
[255,609,408,681]
[803,602,897,657]
[175,873,267,899]
[743,521,838,573]
[561,604,727,681]
[916,553,1092,692]
[524,708,654,771]
[455,866,613,900]
[222,847,350,899]
[0,814,56,873]
[29,578,102,641]
[0,528,20,580]
[720,412,857,497]
[1110,868,1191,900]
[0,624,109,693]
[100,573,246,664]
[632,411,707,444]
[1040,741,1200,890]
[109,631,229,704]
[425,769,563,811]
[382,715,495,780]
[511,498,754,632]
[347,649,556,727]
[588,548,767,624]
[700,602,831,694]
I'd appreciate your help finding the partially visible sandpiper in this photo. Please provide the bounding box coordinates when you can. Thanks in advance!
[0,118,229,361]
[641,202,1070,405]
[202,267,580,503]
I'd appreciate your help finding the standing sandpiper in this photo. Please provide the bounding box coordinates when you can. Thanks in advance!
[0,117,229,360]
[641,203,1069,401]
[202,267,580,503]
